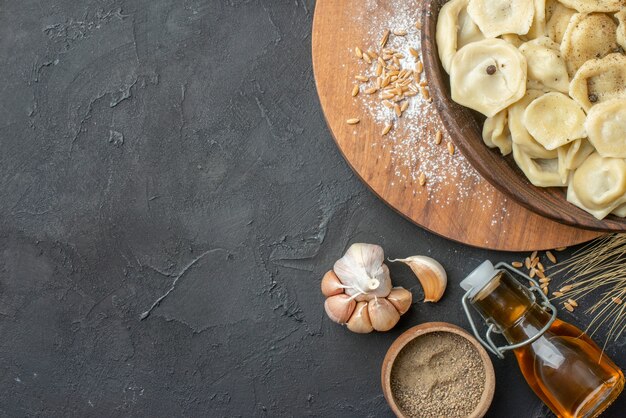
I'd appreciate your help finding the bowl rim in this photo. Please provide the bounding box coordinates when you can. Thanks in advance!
[380,322,496,418]
[420,0,626,232]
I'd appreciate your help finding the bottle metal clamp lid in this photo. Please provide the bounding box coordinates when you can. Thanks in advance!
[460,261,558,359]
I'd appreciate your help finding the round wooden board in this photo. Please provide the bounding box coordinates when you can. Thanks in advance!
[311,0,602,251]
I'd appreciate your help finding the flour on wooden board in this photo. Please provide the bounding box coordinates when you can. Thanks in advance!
[350,1,509,229]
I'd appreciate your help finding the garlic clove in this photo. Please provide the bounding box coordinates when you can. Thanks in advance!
[333,243,392,300]
[389,256,447,303]
[347,301,374,333]
[321,270,344,297]
[387,287,413,315]
[368,297,401,331]
[324,294,356,324]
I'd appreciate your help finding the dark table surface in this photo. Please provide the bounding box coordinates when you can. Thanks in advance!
[2,1,626,417]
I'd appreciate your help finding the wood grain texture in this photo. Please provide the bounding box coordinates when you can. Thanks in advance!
[312,0,602,251]
[422,0,626,232]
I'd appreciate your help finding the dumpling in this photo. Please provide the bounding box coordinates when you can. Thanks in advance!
[616,10,626,50]
[570,53,626,111]
[557,138,594,183]
[546,1,576,44]
[513,144,565,187]
[458,6,484,48]
[612,203,626,217]
[509,90,558,159]
[436,0,484,74]
[527,0,547,39]
[560,13,618,77]
[501,34,525,48]
[523,92,587,150]
[450,39,527,117]
[557,0,626,13]
[557,147,570,184]
[567,153,626,219]
[519,37,569,93]
[467,0,535,38]
[563,138,595,170]
[585,99,626,158]
[482,109,512,155]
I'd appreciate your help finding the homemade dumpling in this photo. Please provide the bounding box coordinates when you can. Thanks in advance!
[509,90,558,159]
[501,34,525,48]
[527,0,547,39]
[558,0,626,12]
[564,138,595,170]
[585,99,626,158]
[519,37,569,93]
[556,138,595,183]
[513,144,565,187]
[458,6,484,48]
[612,203,626,217]
[561,13,618,77]
[523,92,587,150]
[546,1,576,44]
[570,53,626,110]
[616,10,626,50]
[450,39,527,117]
[482,109,512,155]
[467,0,535,38]
[567,153,626,219]
[436,0,484,73]
[557,147,570,184]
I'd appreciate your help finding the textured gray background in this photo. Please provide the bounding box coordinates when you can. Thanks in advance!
[1,0,625,416]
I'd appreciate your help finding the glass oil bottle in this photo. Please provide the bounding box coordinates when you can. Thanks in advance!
[461,261,624,418]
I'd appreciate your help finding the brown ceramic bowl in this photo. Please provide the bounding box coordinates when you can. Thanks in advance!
[381,322,495,418]
[420,0,626,232]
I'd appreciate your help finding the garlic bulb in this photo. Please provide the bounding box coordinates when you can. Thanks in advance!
[389,256,448,302]
[387,287,413,315]
[324,294,356,324]
[321,244,413,333]
[347,301,374,334]
[368,297,401,331]
[333,243,392,301]
[321,270,345,297]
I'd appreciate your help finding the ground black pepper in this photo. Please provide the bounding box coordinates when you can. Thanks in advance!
[390,332,486,418]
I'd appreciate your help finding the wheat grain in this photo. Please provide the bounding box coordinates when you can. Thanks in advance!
[394,103,402,117]
[435,130,443,145]
[380,30,390,48]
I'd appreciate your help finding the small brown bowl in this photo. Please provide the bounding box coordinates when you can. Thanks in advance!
[381,322,495,418]
[420,0,626,232]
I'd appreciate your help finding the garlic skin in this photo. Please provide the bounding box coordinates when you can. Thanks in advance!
[368,297,401,331]
[324,294,356,324]
[389,256,448,302]
[352,264,392,302]
[347,301,374,334]
[387,287,413,314]
[333,243,392,300]
[321,270,344,297]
